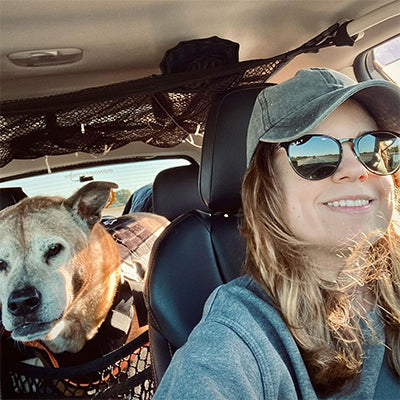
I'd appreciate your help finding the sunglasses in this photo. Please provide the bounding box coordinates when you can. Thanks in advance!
[279,131,400,181]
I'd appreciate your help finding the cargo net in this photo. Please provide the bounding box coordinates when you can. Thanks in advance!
[0,60,283,168]
[0,23,348,168]
[1,331,154,399]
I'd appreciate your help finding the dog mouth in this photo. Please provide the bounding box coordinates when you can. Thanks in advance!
[12,319,60,342]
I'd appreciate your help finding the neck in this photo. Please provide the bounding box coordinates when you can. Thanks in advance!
[307,245,375,315]
[307,246,347,282]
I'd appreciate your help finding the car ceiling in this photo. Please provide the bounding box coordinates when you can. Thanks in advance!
[1,0,399,101]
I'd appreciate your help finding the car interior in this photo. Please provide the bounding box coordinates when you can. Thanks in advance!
[146,84,267,384]
[0,0,399,398]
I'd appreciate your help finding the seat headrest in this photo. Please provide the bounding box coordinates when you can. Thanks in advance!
[199,85,268,214]
[0,187,28,210]
[153,164,208,220]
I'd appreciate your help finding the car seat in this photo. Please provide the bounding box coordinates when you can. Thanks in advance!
[123,164,207,219]
[152,163,208,220]
[145,84,268,385]
[0,187,27,210]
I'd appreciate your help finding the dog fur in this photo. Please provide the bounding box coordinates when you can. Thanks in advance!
[0,181,125,354]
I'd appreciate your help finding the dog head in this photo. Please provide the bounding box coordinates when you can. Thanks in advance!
[0,181,118,347]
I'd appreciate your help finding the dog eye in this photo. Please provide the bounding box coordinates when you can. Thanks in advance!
[44,243,64,263]
[0,260,8,272]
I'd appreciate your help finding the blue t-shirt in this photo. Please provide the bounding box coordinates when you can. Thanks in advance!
[153,275,400,399]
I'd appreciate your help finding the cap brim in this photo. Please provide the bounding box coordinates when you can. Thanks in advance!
[259,79,400,144]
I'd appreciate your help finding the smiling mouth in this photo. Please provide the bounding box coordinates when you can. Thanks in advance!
[325,199,371,208]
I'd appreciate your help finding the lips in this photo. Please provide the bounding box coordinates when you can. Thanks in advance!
[322,195,374,214]
[11,320,59,341]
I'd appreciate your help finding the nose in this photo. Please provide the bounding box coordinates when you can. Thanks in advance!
[332,143,368,183]
[8,286,42,317]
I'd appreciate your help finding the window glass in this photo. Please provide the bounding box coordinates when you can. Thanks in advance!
[0,158,191,217]
[371,35,400,85]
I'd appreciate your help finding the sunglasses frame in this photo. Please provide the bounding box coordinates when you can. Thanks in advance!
[279,130,400,181]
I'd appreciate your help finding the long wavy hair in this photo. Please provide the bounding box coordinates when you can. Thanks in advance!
[241,142,400,397]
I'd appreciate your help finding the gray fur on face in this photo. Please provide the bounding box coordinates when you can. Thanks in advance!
[0,181,119,351]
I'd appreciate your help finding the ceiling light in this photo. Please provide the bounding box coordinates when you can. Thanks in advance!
[7,48,83,67]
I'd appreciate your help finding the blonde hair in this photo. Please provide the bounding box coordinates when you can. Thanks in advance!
[241,142,400,397]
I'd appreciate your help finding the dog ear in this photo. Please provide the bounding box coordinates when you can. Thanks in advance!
[63,181,118,229]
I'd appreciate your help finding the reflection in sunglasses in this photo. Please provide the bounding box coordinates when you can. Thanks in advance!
[280,131,400,180]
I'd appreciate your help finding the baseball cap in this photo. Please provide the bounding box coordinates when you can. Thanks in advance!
[246,67,400,165]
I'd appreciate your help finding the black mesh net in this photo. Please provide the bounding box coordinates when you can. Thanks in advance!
[1,331,153,399]
[0,23,347,168]
[0,60,281,168]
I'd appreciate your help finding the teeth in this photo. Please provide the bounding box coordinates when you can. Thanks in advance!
[326,199,370,207]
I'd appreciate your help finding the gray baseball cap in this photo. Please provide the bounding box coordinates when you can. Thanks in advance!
[247,67,400,165]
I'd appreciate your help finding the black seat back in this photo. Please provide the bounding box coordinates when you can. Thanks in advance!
[145,85,267,384]
[152,164,208,220]
[0,187,27,210]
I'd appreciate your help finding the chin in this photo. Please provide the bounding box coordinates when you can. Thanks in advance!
[333,230,384,253]
[11,320,57,342]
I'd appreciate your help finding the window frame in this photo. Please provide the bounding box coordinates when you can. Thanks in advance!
[354,34,400,83]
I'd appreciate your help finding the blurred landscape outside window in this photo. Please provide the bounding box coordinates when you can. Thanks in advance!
[0,158,190,217]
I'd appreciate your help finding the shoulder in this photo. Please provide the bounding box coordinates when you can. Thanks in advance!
[155,276,314,399]
[200,276,316,394]
[202,275,285,334]
[154,276,319,400]
[201,276,302,377]
[205,275,269,307]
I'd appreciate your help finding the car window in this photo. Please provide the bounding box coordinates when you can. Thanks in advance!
[372,35,400,84]
[0,157,191,217]
[355,35,400,85]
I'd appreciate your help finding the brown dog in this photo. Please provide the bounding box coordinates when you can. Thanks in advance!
[0,181,160,357]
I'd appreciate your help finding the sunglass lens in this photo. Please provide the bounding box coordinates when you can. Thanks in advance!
[288,136,340,180]
[357,132,400,175]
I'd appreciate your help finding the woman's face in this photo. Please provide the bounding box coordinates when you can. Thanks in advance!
[273,99,395,255]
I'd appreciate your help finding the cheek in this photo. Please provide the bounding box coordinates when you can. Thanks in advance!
[281,182,321,235]
[274,152,326,239]
[284,198,302,224]
[285,199,318,239]
[377,177,395,227]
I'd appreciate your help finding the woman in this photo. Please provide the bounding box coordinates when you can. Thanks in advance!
[152,68,400,399]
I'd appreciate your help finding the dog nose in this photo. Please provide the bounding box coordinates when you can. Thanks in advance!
[8,286,42,316]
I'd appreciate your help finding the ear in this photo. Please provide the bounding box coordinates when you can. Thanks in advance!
[63,181,118,229]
